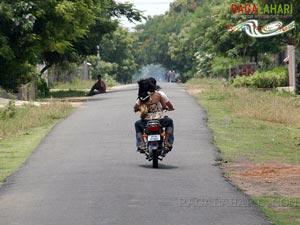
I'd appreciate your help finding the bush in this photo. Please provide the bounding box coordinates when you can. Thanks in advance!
[37,77,49,97]
[0,101,16,120]
[211,56,245,78]
[232,67,288,88]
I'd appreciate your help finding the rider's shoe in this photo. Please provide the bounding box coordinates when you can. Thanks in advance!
[161,146,171,157]
[137,148,145,153]
[164,140,172,148]
[164,141,173,151]
[141,143,146,149]
[162,143,173,156]
[160,151,166,157]
[137,143,146,153]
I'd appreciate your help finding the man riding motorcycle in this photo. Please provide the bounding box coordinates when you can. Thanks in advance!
[133,78,174,155]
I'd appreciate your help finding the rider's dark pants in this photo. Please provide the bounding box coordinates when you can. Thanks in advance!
[134,116,174,148]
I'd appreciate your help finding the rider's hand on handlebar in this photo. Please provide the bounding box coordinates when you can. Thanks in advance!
[163,107,175,111]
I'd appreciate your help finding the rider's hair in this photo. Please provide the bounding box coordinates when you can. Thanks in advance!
[137,78,156,97]
[148,77,161,90]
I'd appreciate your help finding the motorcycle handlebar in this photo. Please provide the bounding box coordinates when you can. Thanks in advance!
[134,108,175,113]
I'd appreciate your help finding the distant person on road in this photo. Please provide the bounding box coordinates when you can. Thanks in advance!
[166,70,172,82]
[170,70,176,82]
[88,75,106,96]
[166,70,176,82]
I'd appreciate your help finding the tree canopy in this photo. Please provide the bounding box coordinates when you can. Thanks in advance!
[134,0,299,81]
[1,0,299,90]
[0,0,143,90]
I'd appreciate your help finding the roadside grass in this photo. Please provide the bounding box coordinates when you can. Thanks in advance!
[200,92,300,164]
[0,102,74,186]
[44,78,119,99]
[52,77,119,90]
[52,79,95,90]
[185,78,300,225]
[49,89,88,98]
[253,197,300,225]
[47,80,92,99]
[0,126,54,186]
[0,102,73,139]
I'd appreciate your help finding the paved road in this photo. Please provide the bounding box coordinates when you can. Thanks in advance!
[0,83,270,225]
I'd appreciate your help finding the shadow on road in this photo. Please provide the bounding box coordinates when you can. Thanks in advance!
[107,88,137,94]
[85,97,105,102]
[138,164,179,170]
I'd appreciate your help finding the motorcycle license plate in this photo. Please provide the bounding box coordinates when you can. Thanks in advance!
[148,135,161,141]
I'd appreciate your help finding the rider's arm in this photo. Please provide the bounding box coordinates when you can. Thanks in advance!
[159,91,174,111]
[166,101,175,111]
[158,93,167,110]
[133,99,141,111]
[133,104,140,111]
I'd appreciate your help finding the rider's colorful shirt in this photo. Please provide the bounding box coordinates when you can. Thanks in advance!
[144,102,164,120]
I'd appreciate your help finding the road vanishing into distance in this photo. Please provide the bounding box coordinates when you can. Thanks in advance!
[0,83,270,225]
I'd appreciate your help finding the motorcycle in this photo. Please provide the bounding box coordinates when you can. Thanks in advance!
[140,119,170,168]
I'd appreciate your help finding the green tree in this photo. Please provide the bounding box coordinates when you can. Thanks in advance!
[0,0,143,90]
[134,0,206,78]
[135,0,299,81]
[99,27,139,83]
[0,1,36,90]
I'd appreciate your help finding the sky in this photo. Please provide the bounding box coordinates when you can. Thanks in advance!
[116,0,175,29]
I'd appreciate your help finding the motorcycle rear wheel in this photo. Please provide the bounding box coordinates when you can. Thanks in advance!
[152,151,159,168]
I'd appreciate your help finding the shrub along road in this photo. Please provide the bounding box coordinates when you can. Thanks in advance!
[0,83,270,225]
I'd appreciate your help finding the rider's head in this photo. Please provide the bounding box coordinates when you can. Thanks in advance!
[148,77,160,90]
[97,75,102,80]
[148,77,156,85]
[138,79,156,94]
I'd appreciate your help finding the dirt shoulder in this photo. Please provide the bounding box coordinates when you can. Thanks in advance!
[0,97,89,108]
[224,163,300,197]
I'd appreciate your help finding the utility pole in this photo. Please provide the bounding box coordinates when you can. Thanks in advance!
[287,45,296,91]
[83,61,91,80]
[295,63,300,95]
[97,45,101,75]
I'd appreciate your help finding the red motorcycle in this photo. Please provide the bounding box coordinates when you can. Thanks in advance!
[140,120,169,168]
